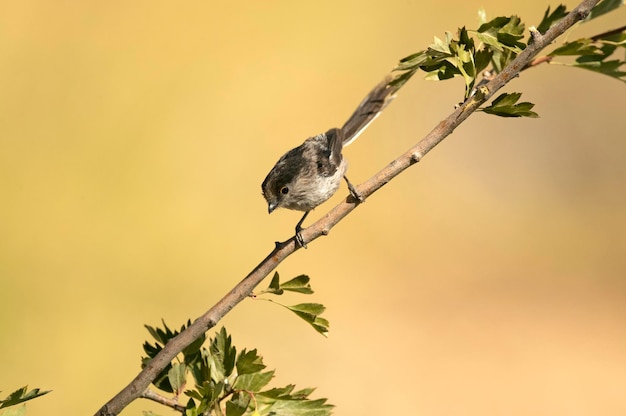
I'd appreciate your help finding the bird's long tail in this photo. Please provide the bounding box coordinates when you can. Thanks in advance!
[340,75,401,146]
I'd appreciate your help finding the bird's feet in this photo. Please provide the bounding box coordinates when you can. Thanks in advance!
[295,226,307,249]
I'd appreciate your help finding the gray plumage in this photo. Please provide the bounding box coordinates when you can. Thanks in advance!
[261,76,398,246]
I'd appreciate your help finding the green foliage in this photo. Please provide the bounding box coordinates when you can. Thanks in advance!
[143,325,332,416]
[255,273,329,336]
[0,387,49,410]
[535,5,568,35]
[142,319,206,394]
[481,92,539,117]
[549,32,626,82]
[393,2,626,117]
[587,0,625,20]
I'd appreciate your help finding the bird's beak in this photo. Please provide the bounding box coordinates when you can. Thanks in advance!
[268,203,277,214]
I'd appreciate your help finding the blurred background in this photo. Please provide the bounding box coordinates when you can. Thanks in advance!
[1,1,625,415]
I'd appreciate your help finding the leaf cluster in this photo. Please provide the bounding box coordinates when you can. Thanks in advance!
[142,325,332,416]
[392,1,626,117]
[549,30,626,82]
[255,273,329,336]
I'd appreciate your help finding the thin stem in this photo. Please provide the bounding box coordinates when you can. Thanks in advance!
[140,389,186,413]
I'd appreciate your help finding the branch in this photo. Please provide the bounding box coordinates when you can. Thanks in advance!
[94,0,599,414]
[140,389,186,413]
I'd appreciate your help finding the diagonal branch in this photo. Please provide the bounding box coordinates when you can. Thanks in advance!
[94,0,599,414]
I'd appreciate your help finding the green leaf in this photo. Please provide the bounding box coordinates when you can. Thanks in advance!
[267,272,282,294]
[233,370,275,392]
[389,68,419,89]
[168,363,188,395]
[549,39,601,56]
[475,48,493,73]
[280,275,313,294]
[481,92,539,118]
[0,405,27,416]
[536,4,568,35]
[395,50,429,70]
[287,303,325,315]
[183,331,206,366]
[286,303,329,336]
[0,386,50,409]
[476,15,526,53]
[422,61,460,80]
[587,0,625,21]
[225,392,250,416]
[236,349,266,375]
[256,386,334,416]
[210,327,237,378]
[430,33,453,54]
[594,31,626,45]
[571,59,626,81]
[482,92,539,118]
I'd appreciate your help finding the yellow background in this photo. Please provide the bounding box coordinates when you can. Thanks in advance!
[1,1,625,415]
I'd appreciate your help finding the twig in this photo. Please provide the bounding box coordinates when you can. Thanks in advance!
[524,55,554,69]
[140,389,186,413]
[94,1,600,414]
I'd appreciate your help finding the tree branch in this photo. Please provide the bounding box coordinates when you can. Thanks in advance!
[140,389,186,413]
[94,1,599,414]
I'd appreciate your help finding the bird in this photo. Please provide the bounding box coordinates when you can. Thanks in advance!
[261,76,399,248]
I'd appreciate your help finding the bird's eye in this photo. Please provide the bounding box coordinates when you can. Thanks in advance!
[280,186,289,195]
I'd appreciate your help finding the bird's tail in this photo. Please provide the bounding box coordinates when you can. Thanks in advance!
[341,75,400,146]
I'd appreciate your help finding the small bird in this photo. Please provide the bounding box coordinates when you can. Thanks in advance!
[262,76,399,248]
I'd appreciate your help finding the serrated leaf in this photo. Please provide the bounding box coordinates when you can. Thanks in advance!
[183,332,206,366]
[260,385,296,400]
[225,392,250,416]
[482,92,539,118]
[571,59,626,81]
[287,303,326,315]
[309,317,330,336]
[587,0,624,21]
[233,370,275,392]
[475,48,493,73]
[389,68,418,89]
[210,327,236,378]
[151,363,174,393]
[476,32,505,52]
[422,61,460,81]
[549,39,601,56]
[285,303,329,335]
[477,15,526,53]
[430,33,452,54]
[280,275,313,294]
[291,387,316,398]
[184,398,199,416]
[395,50,429,70]
[168,363,187,395]
[256,393,333,416]
[536,4,568,35]
[594,32,626,45]
[268,272,281,292]
[0,386,50,409]
[236,349,266,375]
